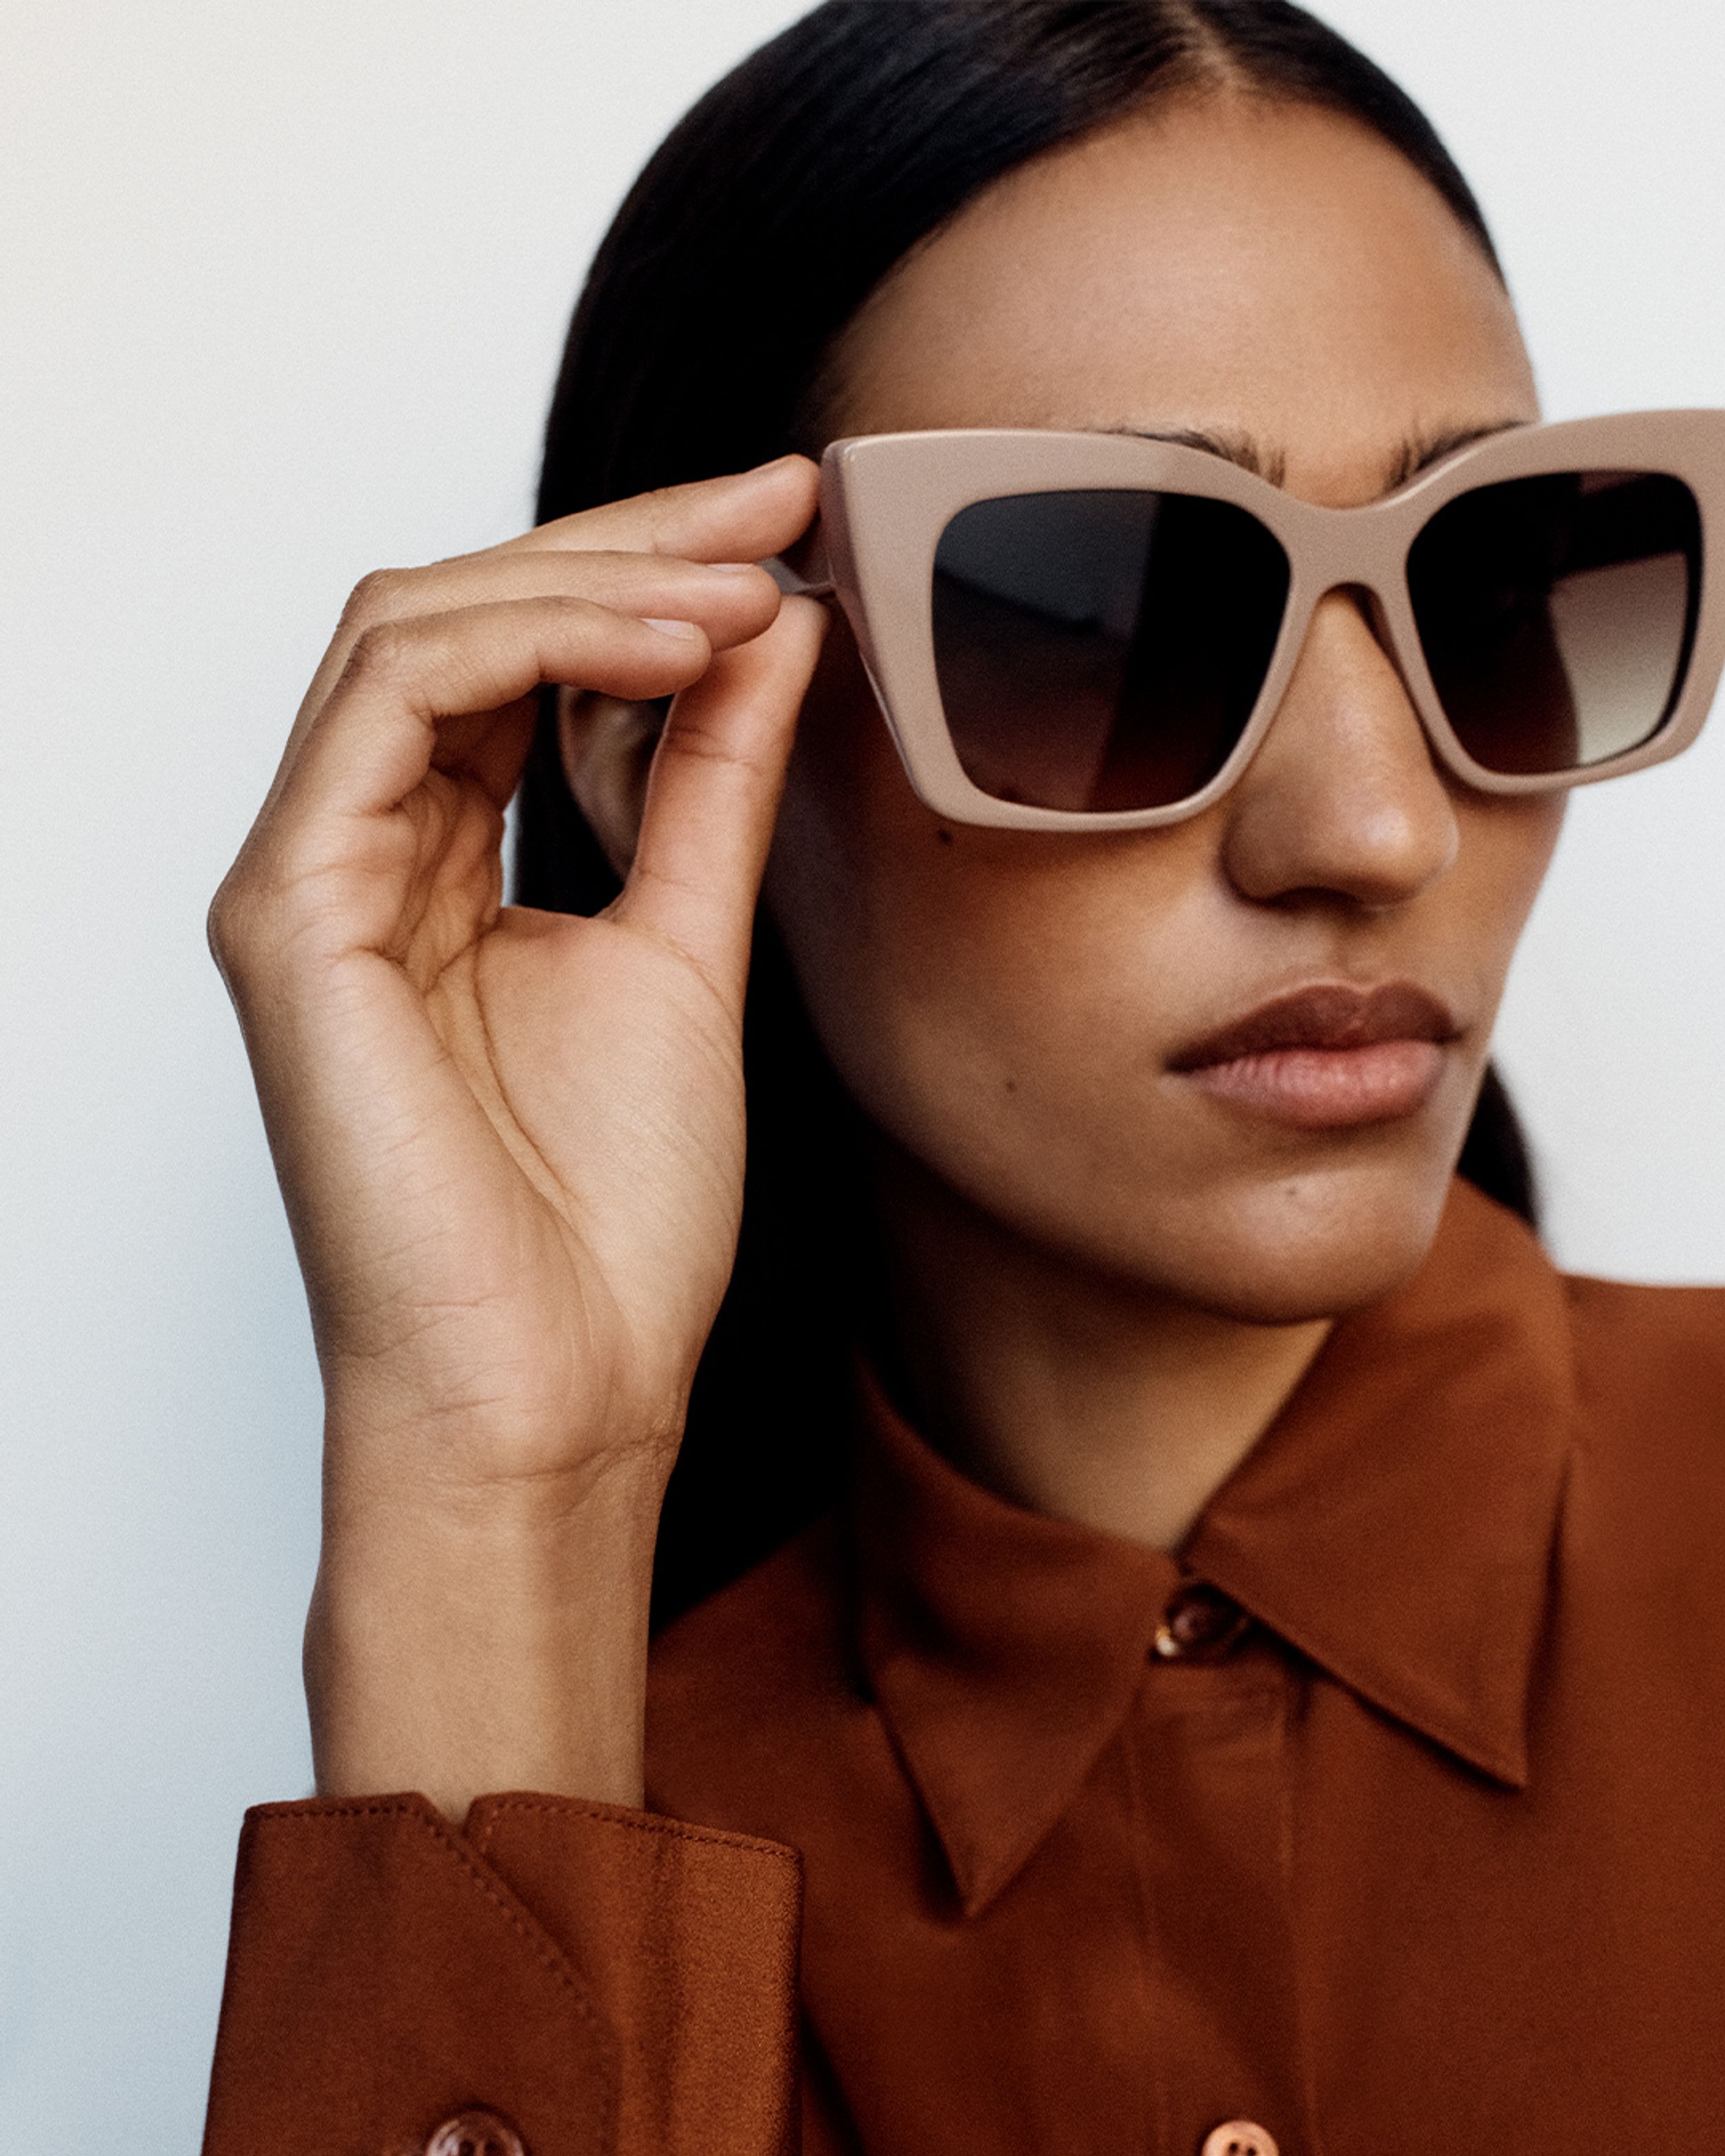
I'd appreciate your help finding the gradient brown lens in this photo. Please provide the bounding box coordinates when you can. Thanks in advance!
[1407,469,1702,774]
[931,489,1290,811]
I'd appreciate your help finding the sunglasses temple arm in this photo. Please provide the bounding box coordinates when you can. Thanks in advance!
[760,521,836,600]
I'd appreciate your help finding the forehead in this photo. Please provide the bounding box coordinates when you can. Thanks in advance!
[825,95,1537,505]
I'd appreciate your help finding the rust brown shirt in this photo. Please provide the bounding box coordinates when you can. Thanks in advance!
[204,1183,1725,2156]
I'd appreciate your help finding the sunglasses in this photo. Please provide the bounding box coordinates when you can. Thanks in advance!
[769,412,1725,831]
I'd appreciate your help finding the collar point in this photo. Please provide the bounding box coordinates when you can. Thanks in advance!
[1414,1712,1530,1791]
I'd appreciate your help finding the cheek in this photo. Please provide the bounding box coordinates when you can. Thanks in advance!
[765,629,1012,1111]
[764,626,1216,1203]
[1452,792,1566,993]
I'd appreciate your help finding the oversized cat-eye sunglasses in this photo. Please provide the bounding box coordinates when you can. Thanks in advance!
[767,411,1725,830]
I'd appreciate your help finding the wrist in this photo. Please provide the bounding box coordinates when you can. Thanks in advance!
[317,1369,689,1524]
[306,1460,663,1821]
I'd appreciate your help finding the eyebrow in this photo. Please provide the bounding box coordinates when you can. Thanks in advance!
[1105,419,1527,496]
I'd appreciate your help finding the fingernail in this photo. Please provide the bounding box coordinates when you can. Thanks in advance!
[644,616,704,641]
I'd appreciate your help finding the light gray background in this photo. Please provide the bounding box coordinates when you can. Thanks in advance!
[3,0,1722,2142]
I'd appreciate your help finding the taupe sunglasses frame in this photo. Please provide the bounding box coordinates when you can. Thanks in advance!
[771,411,1725,831]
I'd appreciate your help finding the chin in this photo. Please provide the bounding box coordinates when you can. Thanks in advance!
[1139,1145,1461,1325]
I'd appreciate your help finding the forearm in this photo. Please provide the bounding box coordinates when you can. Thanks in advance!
[304,1452,664,1820]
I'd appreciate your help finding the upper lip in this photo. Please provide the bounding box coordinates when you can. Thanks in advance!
[1169,981,1461,1070]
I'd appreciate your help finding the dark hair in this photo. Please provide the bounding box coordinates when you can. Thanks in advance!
[515,0,1535,1627]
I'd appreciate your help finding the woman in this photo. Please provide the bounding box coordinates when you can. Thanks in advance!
[201,5,1725,2153]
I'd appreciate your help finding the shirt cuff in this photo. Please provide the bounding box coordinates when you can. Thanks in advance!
[202,1790,803,2156]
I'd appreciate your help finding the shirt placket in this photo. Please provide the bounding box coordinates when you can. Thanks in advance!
[1123,1585,1319,2156]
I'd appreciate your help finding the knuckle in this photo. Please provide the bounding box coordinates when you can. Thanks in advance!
[543,591,605,631]
[206,870,259,971]
[209,844,339,986]
[658,724,739,771]
[204,884,233,962]
[640,484,696,552]
[345,616,420,684]
[340,566,412,628]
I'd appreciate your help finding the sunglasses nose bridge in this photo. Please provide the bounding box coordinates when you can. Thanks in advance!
[1274,502,1435,735]
[1254,503,1446,778]
[1312,577,1399,663]
[1292,497,1406,620]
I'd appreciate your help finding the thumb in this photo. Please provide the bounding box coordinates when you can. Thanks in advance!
[615,596,828,994]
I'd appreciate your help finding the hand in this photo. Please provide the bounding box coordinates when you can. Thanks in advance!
[209,456,826,1814]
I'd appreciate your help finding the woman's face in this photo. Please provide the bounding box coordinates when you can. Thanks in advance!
[765,94,1557,1325]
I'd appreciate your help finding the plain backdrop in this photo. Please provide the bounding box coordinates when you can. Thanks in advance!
[3,0,1723,2141]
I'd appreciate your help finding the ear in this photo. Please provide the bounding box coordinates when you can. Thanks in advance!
[556,686,666,880]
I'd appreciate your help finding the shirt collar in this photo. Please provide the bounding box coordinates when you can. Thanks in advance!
[850,1180,1577,1917]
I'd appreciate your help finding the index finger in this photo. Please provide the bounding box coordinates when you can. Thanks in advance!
[498,453,820,568]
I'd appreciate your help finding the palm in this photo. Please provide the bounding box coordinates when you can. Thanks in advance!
[404,889,750,1477]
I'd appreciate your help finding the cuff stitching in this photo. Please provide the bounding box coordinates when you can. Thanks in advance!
[471,1797,800,1867]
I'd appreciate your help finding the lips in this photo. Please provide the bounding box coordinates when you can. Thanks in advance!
[1170,982,1460,1129]
[1171,982,1458,1069]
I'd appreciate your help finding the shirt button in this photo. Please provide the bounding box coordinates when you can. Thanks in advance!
[1200,2123,1279,2156]
[1154,1581,1250,1662]
[422,2110,526,2156]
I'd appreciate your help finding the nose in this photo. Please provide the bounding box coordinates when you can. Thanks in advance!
[1220,588,1459,910]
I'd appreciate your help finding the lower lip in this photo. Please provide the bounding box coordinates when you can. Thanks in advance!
[1181,1040,1446,1127]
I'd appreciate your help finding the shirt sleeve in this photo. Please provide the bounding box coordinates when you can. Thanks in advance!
[200,1790,804,2156]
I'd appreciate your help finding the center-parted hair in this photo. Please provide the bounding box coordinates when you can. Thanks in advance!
[514,0,1537,1627]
